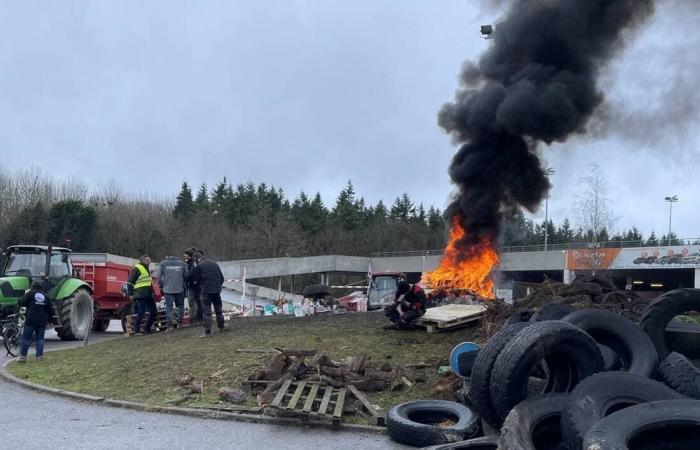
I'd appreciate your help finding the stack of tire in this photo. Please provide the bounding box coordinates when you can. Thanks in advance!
[386,288,700,449]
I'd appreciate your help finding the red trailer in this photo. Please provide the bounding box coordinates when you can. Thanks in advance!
[71,253,162,331]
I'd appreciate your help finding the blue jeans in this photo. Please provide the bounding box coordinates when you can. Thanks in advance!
[164,292,185,327]
[21,323,45,357]
[132,298,157,334]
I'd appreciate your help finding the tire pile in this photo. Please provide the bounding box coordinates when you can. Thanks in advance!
[386,288,700,449]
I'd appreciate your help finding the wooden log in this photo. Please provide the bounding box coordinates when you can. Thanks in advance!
[350,355,370,373]
[309,374,344,387]
[347,384,386,426]
[349,379,386,392]
[365,368,398,382]
[277,348,318,357]
[263,372,294,394]
[264,352,287,380]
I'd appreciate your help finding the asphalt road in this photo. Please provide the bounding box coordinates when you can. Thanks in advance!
[1,321,405,450]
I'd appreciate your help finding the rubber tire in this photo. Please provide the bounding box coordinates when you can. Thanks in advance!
[658,352,700,399]
[562,309,659,377]
[583,399,700,450]
[561,371,685,450]
[599,344,623,371]
[92,319,110,332]
[666,321,700,360]
[489,320,604,421]
[499,394,569,450]
[530,304,576,322]
[386,400,479,447]
[422,436,497,450]
[504,309,534,325]
[55,289,94,341]
[468,322,531,427]
[640,288,700,360]
[3,325,20,357]
[302,284,331,298]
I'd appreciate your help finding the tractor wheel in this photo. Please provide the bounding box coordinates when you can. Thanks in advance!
[56,289,94,341]
[92,319,111,332]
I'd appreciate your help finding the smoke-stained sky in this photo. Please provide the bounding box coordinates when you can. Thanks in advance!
[0,1,698,239]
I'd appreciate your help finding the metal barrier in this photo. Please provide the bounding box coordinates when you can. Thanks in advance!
[370,238,700,258]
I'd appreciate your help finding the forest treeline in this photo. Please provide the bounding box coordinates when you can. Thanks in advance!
[0,168,681,261]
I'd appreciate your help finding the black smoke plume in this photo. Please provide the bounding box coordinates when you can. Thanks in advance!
[439,0,654,254]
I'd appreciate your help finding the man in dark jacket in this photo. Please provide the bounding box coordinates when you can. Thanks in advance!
[184,248,202,324]
[18,281,53,362]
[157,254,187,330]
[383,281,427,330]
[192,251,225,337]
[128,255,157,335]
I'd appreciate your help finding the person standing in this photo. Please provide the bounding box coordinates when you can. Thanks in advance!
[157,254,187,331]
[184,248,202,325]
[17,281,53,362]
[192,251,225,338]
[128,255,157,335]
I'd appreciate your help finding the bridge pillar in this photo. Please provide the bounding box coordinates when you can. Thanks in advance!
[563,269,575,284]
[695,269,700,288]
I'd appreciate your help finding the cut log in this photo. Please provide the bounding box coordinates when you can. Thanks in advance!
[309,374,344,387]
[350,379,386,392]
[218,387,247,404]
[365,368,398,382]
[350,355,370,373]
[188,381,204,394]
[264,352,287,380]
[277,348,318,357]
[262,372,294,394]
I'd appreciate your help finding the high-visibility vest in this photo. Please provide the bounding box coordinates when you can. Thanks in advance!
[133,264,152,290]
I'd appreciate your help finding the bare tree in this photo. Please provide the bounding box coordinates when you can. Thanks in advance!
[575,163,617,246]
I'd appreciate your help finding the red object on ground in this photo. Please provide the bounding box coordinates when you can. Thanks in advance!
[71,253,163,321]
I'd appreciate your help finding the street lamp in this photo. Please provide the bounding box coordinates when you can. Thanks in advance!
[664,195,678,246]
[544,167,555,251]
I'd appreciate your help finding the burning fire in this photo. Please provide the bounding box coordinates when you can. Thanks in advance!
[423,217,499,298]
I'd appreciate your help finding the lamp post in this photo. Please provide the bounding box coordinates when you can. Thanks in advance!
[664,195,678,246]
[544,167,555,251]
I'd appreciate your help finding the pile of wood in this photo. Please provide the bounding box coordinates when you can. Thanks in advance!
[243,348,427,406]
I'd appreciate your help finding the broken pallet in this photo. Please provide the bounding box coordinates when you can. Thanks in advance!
[266,380,347,425]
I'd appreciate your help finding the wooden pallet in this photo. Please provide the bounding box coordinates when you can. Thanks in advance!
[415,304,486,333]
[125,310,188,335]
[266,380,347,425]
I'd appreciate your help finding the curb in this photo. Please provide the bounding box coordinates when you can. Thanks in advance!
[0,359,385,435]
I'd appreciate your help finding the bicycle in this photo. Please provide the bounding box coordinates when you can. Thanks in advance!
[2,309,25,357]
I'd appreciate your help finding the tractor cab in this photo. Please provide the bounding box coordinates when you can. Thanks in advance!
[1,245,72,292]
[0,245,94,340]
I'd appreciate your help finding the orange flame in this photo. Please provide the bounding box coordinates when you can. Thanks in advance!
[423,217,499,298]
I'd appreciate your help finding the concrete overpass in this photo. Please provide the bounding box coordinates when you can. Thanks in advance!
[219,242,700,292]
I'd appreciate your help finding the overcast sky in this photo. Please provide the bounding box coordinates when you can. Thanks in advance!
[0,1,697,240]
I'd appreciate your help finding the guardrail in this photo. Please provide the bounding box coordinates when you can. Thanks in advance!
[370,238,700,258]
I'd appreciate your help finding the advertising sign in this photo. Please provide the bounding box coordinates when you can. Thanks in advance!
[567,245,700,270]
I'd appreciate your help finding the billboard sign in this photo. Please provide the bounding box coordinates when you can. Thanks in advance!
[567,245,700,270]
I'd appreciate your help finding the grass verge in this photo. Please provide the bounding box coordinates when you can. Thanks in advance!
[8,311,479,419]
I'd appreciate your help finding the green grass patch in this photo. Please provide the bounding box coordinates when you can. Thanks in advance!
[9,311,479,417]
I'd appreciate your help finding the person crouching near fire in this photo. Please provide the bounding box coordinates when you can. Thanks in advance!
[383,281,427,330]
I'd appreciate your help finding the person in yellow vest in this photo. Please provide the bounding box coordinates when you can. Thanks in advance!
[127,255,157,335]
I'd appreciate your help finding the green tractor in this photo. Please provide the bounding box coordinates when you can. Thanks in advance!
[0,245,94,340]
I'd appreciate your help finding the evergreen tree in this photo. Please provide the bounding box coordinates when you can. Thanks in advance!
[210,178,230,216]
[647,231,659,246]
[557,218,575,243]
[373,200,388,223]
[332,181,363,231]
[194,183,210,212]
[173,181,195,220]
[390,193,414,222]
[427,206,443,231]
